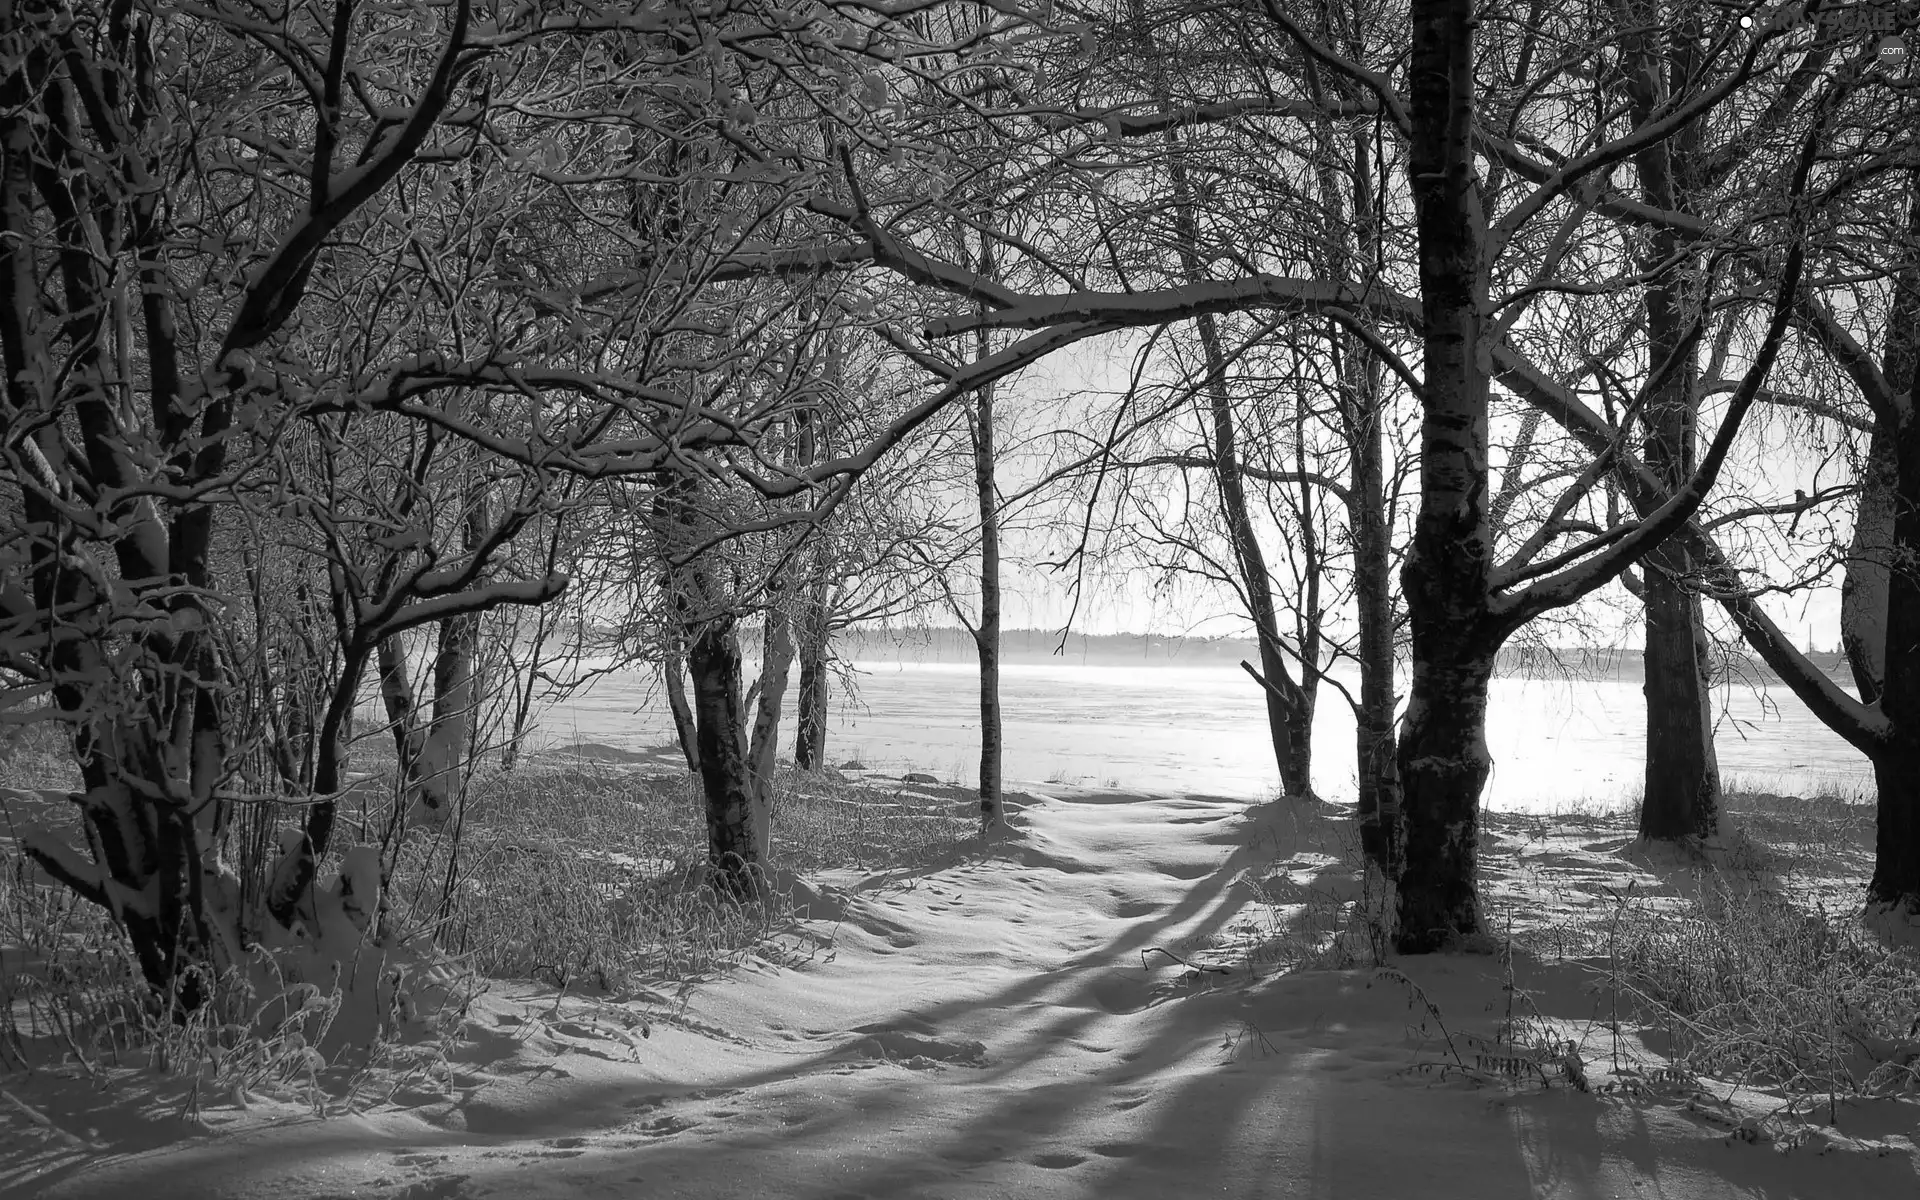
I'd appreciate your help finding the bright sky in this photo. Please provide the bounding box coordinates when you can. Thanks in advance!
[973,330,1853,652]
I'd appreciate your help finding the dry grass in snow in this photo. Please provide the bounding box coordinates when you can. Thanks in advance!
[395,750,980,990]
[0,738,975,1137]
[4,748,1919,1198]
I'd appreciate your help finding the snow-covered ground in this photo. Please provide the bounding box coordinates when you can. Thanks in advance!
[6,785,1917,1199]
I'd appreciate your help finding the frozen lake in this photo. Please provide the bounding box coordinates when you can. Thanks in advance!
[523,658,1872,812]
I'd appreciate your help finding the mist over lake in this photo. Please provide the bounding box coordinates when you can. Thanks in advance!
[529,658,1871,811]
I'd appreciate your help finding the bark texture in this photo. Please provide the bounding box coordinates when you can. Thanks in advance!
[746,603,795,860]
[793,352,836,775]
[657,467,767,897]
[414,619,473,822]
[1334,128,1400,869]
[1395,648,1496,950]
[1624,3,1720,842]
[663,643,703,776]
[378,637,431,796]
[1870,410,1920,909]
[971,385,1005,825]
[1396,0,1495,951]
[794,605,831,771]
[1866,175,1920,911]
[688,614,766,898]
[1843,420,1894,706]
[1349,352,1403,871]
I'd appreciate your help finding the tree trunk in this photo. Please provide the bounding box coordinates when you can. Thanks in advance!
[1395,644,1496,951]
[1165,132,1313,798]
[1203,335,1315,800]
[416,610,476,824]
[1312,111,1399,868]
[1636,292,1722,841]
[657,466,766,898]
[29,698,228,1014]
[2,4,469,1013]
[1869,738,1920,915]
[1843,419,1894,705]
[971,385,1005,825]
[1867,255,1920,910]
[793,393,835,774]
[663,642,703,776]
[1397,0,1495,952]
[1624,2,1720,843]
[746,604,795,860]
[375,621,464,826]
[687,615,765,899]
[1349,352,1403,871]
[1639,570,1721,841]
[265,636,371,929]
[655,472,705,778]
[794,599,831,771]
[377,635,430,792]
[794,658,828,770]
[416,487,492,819]
[1869,416,1920,911]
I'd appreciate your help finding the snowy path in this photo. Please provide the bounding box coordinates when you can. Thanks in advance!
[11,789,1918,1199]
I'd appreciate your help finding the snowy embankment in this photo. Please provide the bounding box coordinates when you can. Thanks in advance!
[7,786,1919,1199]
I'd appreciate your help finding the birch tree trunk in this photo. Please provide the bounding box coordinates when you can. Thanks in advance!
[418,611,476,823]
[1866,173,1920,913]
[663,639,703,776]
[378,636,431,795]
[1871,410,1920,911]
[413,497,490,825]
[1843,421,1894,706]
[746,604,795,860]
[657,467,766,897]
[653,470,706,778]
[687,613,766,899]
[794,588,832,770]
[1395,0,1498,951]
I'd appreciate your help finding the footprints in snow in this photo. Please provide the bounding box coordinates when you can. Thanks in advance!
[631,1114,699,1138]
[1026,1141,1148,1170]
[607,1085,747,1143]
[376,1150,476,1199]
[845,1025,990,1068]
[1150,858,1215,881]
[921,885,969,916]
[847,903,921,950]
[1030,1151,1088,1169]
[1078,973,1151,1015]
[385,1178,474,1200]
